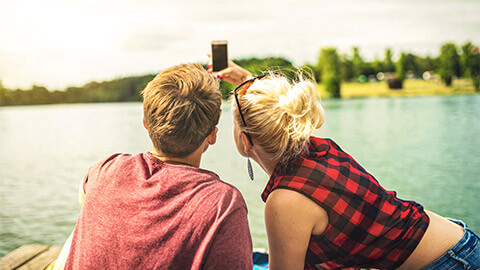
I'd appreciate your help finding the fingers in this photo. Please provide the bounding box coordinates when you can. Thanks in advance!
[217,68,232,78]
[205,55,249,85]
[215,68,233,81]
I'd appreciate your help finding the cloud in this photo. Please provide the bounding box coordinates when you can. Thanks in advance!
[0,0,479,89]
[122,26,194,52]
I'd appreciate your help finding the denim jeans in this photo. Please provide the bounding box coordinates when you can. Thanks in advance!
[422,219,480,270]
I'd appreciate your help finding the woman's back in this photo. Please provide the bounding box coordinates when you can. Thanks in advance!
[263,136,431,269]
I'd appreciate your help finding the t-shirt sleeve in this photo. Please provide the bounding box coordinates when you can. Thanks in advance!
[81,153,122,199]
[81,167,93,200]
[202,206,253,269]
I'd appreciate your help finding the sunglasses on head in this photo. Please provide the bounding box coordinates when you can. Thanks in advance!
[233,72,285,146]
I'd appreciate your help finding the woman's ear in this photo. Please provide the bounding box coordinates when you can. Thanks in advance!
[143,118,148,130]
[240,132,252,154]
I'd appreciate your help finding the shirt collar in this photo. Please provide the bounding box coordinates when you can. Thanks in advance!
[261,136,331,202]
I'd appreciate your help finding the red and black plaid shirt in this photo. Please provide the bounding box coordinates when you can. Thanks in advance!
[262,136,429,270]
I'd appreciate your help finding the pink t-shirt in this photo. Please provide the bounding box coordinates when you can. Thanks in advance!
[65,152,252,270]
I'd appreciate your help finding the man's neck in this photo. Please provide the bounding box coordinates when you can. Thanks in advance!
[151,147,203,168]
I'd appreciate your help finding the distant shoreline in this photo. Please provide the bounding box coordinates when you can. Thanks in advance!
[0,78,477,107]
[317,78,478,99]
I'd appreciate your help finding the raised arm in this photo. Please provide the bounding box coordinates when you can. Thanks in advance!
[265,189,329,270]
[207,59,253,85]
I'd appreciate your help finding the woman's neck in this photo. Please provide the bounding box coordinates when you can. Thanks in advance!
[249,147,280,176]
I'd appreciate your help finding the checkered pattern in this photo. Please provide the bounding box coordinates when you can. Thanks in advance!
[262,136,429,270]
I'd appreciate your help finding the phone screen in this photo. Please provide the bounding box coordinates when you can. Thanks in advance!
[211,41,228,72]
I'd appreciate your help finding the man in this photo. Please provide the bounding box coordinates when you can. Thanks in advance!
[62,63,252,269]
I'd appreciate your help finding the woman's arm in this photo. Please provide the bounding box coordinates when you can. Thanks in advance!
[207,58,253,85]
[216,61,252,85]
[265,189,329,270]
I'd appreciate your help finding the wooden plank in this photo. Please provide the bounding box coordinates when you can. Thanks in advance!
[0,245,49,270]
[18,246,61,270]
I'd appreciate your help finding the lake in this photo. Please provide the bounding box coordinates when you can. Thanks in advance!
[1,94,479,257]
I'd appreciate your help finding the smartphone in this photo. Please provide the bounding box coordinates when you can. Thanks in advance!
[211,40,228,72]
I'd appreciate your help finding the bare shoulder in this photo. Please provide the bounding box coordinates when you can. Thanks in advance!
[266,188,324,212]
[263,189,329,269]
[266,188,328,235]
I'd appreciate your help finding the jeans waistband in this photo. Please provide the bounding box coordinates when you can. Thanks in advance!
[444,218,477,256]
[447,218,468,232]
[421,219,479,270]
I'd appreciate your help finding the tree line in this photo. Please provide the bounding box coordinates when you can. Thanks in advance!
[0,74,156,106]
[308,41,479,98]
[0,41,478,106]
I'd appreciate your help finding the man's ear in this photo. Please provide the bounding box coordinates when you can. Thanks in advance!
[206,127,218,145]
[143,118,148,130]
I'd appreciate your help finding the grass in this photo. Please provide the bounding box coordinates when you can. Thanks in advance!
[316,78,478,99]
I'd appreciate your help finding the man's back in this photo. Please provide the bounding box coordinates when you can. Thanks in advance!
[65,152,252,270]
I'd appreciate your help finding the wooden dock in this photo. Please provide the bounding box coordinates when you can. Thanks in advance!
[0,245,61,270]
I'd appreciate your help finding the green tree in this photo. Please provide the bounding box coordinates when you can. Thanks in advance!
[361,62,376,77]
[396,52,418,80]
[373,55,384,75]
[383,48,396,73]
[415,55,437,75]
[438,42,461,86]
[339,54,354,82]
[396,53,407,81]
[318,47,341,98]
[29,85,51,104]
[472,48,480,92]
[352,47,365,79]
[461,42,480,91]
[391,52,419,89]
[461,42,474,78]
[0,80,6,106]
[409,54,422,77]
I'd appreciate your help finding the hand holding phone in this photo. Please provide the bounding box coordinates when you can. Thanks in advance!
[211,40,228,72]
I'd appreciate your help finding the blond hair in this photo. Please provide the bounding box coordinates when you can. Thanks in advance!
[142,63,221,157]
[233,72,325,163]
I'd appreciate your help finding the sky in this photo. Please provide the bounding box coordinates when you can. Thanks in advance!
[0,0,479,90]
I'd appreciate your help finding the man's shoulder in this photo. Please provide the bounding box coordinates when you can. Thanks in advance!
[90,152,134,168]
[198,172,245,200]
[188,171,248,212]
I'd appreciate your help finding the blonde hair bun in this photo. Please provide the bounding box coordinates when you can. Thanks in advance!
[235,72,325,163]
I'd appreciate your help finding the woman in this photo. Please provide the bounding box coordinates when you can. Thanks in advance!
[213,63,480,270]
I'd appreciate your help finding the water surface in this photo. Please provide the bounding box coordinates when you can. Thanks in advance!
[1,95,479,256]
